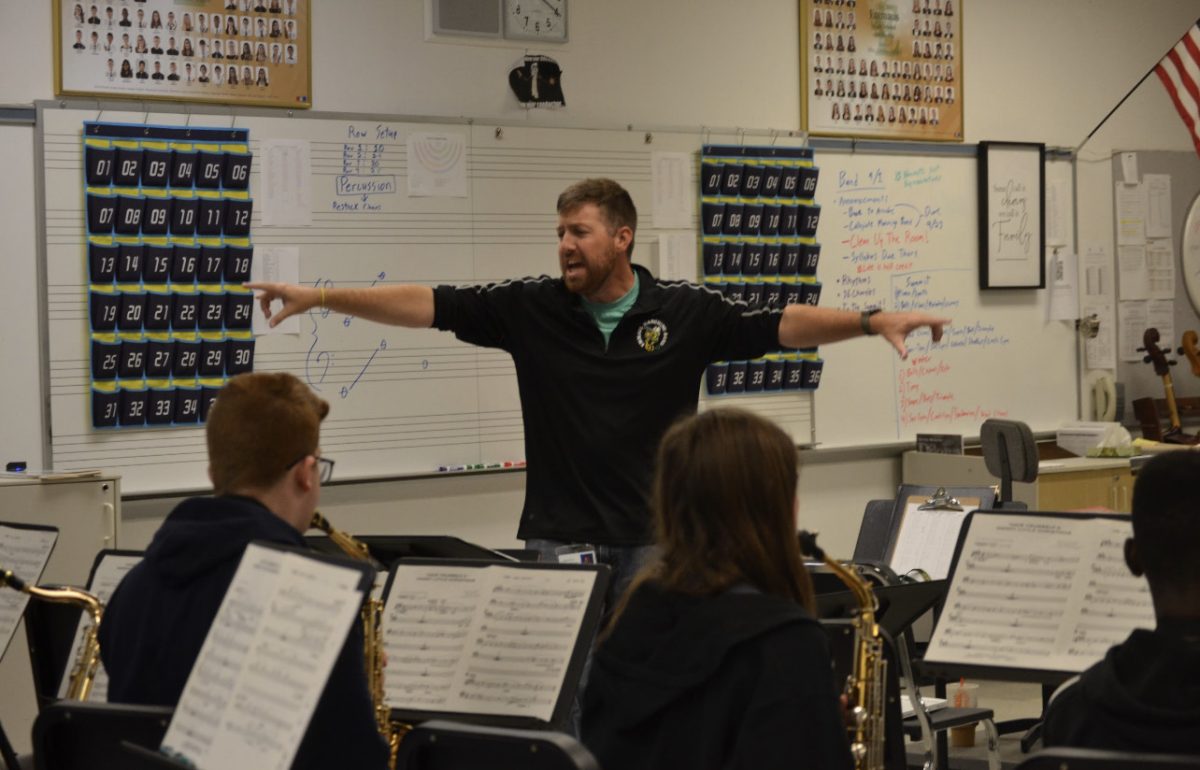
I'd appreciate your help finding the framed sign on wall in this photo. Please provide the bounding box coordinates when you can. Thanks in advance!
[801,0,962,141]
[978,141,1045,289]
[55,0,311,109]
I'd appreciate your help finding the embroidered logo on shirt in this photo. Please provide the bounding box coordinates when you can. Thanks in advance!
[636,319,669,352]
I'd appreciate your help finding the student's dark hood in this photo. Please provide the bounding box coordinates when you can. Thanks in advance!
[587,582,813,728]
[1063,621,1200,752]
[140,494,304,586]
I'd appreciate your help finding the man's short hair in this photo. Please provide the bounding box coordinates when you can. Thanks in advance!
[1131,451,1200,593]
[206,372,329,495]
[556,178,638,257]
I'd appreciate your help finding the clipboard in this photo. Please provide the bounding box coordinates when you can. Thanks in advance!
[0,521,59,660]
[921,509,1154,684]
[882,484,996,581]
[379,557,610,732]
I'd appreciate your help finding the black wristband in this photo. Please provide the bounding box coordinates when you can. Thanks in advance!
[861,308,881,335]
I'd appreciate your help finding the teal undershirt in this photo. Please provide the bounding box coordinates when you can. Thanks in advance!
[581,273,640,347]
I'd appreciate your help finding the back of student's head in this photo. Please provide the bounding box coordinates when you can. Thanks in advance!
[1131,451,1200,595]
[206,372,329,496]
[556,177,638,256]
[648,408,815,610]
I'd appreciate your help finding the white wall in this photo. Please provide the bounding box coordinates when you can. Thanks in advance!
[3,0,1200,553]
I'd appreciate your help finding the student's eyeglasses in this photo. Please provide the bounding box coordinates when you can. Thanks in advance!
[285,454,335,483]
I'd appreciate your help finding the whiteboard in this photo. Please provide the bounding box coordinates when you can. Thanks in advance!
[40,104,814,493]
[812,150,1077,447]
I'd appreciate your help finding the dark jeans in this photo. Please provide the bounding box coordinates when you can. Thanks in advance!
[524,539,656,611]
[524,539,656,737]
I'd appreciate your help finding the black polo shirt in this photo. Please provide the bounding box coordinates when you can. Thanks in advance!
[433,264,783,545]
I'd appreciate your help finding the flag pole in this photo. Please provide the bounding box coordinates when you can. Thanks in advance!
[1074,20,1200,154]
[1074,67,1160,154]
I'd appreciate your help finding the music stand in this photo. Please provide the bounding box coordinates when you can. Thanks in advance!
[306,534,515,564]
[815,580,948,639]
[32,702,172,770]
[395,719,602,770]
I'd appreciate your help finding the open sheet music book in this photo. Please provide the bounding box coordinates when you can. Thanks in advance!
[924,511,1155,678]
[381,559,609,729]
[161,542,374,770]
[0,522,58,660]
[58,549,143,701]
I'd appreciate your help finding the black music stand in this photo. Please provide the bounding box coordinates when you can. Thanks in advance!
[1016,748,1200,770]
[395,720,601,770]
[32,701,173,770]
[306,534,515,564]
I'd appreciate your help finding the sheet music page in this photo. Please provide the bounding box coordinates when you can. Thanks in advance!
[0,525,58,660]
[925,514,1154,673]
[887,499,976,580]
[383,564,597,722]
[57,552,142,701]
[161,545,367,770]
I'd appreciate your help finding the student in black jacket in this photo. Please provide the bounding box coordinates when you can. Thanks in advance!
[1042,450,1200,754]
[99,372,389,770]
[579,408,852,770]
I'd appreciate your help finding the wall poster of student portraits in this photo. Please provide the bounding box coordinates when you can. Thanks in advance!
[55,0,311,109]
[801,0,963,141]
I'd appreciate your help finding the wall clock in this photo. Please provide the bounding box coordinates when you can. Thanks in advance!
[1182,191,1200,314]
[504,0,567,42]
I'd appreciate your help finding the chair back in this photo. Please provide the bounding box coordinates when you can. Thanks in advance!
[980,418,1038,504]
[395,719,601,770]
[32,701,172,770]
[1017,748,1200,770]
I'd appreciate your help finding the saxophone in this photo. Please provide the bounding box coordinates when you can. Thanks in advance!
[309,511,407,769]
[0,565,104,701]
[798,531,886,770]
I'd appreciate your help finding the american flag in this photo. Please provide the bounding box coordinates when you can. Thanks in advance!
[1155,20,1200,157]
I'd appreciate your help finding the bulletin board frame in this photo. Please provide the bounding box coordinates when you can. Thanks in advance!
[53,0,312,110]
[800,0,963,142]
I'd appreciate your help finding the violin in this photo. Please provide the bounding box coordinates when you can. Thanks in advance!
[1180,330,1200,378]
[1139,328,1198,444]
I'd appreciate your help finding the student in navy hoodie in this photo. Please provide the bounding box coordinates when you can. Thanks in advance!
[1042,450,1200,754]
[99,372,388,770]
[580,408,852,770]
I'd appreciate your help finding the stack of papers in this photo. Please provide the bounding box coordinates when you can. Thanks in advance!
[900,695,948,718]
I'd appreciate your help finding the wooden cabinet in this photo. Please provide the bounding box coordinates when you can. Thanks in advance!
[0,474,121,754]
[1036,460,1133,512]
[902,452,1133,512]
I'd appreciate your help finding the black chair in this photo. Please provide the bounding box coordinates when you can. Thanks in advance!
[394,719,601,770]
[980,418,1038,509]
[32,701,172,770]
[1016,748,1200,770]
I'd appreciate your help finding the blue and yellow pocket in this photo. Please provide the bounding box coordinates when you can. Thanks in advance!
[91,381,121,428]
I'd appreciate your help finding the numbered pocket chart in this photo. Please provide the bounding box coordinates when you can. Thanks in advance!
[83,121,255,429]
[699,145,824,396]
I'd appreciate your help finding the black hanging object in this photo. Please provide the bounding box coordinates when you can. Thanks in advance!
[509,55,565,107]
